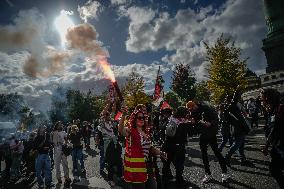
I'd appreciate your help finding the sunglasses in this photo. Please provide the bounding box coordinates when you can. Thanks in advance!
[137,116,145,120]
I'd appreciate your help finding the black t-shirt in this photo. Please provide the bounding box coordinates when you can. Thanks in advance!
[68,132,83,148]
[34,134,51,154]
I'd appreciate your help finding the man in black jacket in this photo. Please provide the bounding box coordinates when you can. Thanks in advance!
[162,106,193,186]
[33,126,54,188]
[186,101,228,183]
[224,91,250,166]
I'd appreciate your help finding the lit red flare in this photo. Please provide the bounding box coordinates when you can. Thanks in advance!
[98,58,115,82]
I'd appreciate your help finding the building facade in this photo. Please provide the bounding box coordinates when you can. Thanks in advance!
[242,0,284,101]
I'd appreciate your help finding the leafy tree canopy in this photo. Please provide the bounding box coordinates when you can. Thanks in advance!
[204,34,248,104]
[122,72,150,110]
[195,81,211,102]
[171,63,196,102]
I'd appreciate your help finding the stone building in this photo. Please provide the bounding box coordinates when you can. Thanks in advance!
[242,0,284,101]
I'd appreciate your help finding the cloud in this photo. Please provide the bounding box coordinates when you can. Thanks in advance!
[123,0,267,80]
[111,0,128,6]
[69,64,87,73]
[78,0,103,22]
[118,6,156,53]
[125,6,156,24]
[14,84,35,94]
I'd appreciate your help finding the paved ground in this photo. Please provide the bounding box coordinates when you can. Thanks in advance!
[0,126,280,189]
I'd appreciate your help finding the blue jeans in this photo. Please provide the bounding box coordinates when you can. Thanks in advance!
[226,134,246,161]
[99,144,105,172]
[71,148,85,171]
[35,154,52,186]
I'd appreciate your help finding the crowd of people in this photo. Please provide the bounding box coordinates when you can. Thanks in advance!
[0,88,283,189]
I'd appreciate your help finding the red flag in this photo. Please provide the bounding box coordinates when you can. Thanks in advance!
[153,66,164,101]
[160,101,172,110]
[114,111,123,121]
[153,83,162,100]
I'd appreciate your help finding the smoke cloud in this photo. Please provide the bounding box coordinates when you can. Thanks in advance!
[0,9,69,78]
[0,28,33,47]
[23,48,69,77]
[66,23,109,59]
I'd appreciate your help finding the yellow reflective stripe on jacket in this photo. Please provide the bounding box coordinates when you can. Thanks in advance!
[125,156,145,163]
[124,166,147,173]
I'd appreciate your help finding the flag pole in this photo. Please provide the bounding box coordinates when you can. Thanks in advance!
[153,66,161,99]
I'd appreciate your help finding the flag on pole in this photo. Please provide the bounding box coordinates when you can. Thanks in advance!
[152,66,164,107]
[160,101,172,110]
[114,111,123,121]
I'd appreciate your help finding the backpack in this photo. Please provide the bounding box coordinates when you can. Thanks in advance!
[165,117,178,137]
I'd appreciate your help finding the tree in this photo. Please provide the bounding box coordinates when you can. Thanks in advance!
[195,81,211,102]
[49,87,106,124]
[0,93,26,122]
[122,72,151,110]
[171,63,196,102]
[66,89,105,123]
[49,87,68,124]
[204,35,248,104]
[164,91,183,109]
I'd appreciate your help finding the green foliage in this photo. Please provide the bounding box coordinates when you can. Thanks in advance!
[164,91,183,109]
[204,34,248,104]
[49,87,68,124]
[67,90,104,122]
[171,63,196,102]
[49,87,105,124]
[0,93,25,120]
[195,81,211,102]
[0,93,48,129]
[122,72,151,110]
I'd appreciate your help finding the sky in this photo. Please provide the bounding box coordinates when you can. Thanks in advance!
[0,0,268,111]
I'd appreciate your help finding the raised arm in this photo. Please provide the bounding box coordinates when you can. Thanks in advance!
[118,106,130,137]
[101,99,112,116]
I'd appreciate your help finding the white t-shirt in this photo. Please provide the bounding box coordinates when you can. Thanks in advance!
[53,131,67,149]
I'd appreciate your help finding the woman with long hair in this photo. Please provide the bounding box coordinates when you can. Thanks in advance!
[118,104,167,189]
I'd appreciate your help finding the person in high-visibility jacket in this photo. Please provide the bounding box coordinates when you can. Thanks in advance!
[118,104,167,189]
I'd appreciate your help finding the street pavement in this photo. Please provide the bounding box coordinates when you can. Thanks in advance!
[0,126,280,189]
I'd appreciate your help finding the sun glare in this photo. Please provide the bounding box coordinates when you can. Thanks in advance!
[54,10,74,46]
